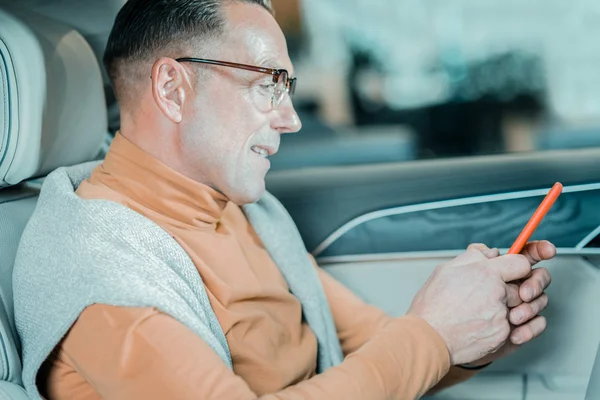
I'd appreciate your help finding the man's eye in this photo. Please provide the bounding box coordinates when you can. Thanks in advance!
[259,83,275,91]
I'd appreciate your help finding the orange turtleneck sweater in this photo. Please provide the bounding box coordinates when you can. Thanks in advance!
[40,133,475,399]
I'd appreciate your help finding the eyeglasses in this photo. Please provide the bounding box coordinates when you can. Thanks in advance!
[175,57,297,110]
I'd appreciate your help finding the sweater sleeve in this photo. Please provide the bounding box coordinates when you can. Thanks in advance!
[45,303,449,400]
[315,256,480,395]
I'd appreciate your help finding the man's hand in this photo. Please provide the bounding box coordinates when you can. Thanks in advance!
[407,241,555,366]
[467,241,555,366]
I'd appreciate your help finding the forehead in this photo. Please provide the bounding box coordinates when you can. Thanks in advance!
[221,2,293,73]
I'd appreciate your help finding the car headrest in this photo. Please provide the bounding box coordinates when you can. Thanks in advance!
[0,7,107,188]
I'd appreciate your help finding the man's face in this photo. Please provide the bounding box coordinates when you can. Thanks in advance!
[178,3,302,205]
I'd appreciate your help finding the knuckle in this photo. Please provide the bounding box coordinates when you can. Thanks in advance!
[529,295,544,315]
[534,268,549,285]
[510,306,526,325]
[520,326,534,342]
[536,278,546,294]
[509,310,518,325]
[518,303,533,320]
[466,249,488,262]
[468,243,487,250]
[524,317,547,341]
[526,302,537,317]
[537,294,549,312]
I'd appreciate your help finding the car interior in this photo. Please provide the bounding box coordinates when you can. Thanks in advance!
[1,1,599,399]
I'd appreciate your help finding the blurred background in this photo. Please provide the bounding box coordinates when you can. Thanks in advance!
[3,0,599,171]
[266,0,600,170]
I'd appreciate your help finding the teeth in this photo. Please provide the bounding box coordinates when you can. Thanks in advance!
[252,146,269,158]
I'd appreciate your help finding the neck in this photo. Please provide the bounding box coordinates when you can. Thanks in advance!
[120,109,192,183]
[98,132,230,229]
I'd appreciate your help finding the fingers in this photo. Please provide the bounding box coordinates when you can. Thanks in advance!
[509,293,549,325]
[467,243,500,259]
[446,245,490,267]
[519,268,552,302]
[488,254,532,282]
[505,283,523,308]
[521,241,557,266]
[510,315,547,345]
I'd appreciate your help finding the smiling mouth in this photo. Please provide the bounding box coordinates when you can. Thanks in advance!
[251,145,271,159]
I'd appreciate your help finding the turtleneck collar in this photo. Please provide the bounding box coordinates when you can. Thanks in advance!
[92,133,229,230]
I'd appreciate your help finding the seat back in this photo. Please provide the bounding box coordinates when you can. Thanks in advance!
[0,188,39,386]
[0,6,107,396]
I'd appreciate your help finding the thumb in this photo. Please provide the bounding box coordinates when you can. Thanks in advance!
[487,254,532,282]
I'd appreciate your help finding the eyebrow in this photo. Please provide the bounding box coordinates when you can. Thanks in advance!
[255,56,294,76]
[255,56,277,68]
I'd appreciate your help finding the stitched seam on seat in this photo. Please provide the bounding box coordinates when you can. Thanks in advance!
[0,39,11,167]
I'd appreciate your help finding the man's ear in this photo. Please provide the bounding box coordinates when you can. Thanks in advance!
[151,58,189,123]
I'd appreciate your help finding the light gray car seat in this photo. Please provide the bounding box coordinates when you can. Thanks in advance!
[0,7,106,398]
[0,0,125,131]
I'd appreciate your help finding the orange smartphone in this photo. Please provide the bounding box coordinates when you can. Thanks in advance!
[508,182,563,254]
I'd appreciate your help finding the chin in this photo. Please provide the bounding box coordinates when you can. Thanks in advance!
[229,182,266,205]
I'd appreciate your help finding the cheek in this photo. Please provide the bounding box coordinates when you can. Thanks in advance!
[187,87,270,172]
[222,102,269,155]
[229,94,265,131]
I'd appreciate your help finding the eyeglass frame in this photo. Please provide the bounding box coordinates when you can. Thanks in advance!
[175,57,297,110]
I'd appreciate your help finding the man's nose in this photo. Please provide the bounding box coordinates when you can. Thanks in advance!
[272,95,302,134]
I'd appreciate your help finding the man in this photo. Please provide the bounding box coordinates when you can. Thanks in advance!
[14,1,553,399]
